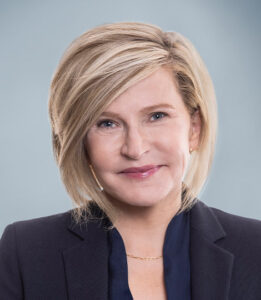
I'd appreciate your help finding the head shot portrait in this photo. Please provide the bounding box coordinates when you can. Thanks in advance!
[0,9,260,300]
[48,22,216,228]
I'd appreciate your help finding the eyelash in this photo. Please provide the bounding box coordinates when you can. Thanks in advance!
[96,111,168,129]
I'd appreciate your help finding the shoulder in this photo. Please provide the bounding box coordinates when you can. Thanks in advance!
[13,209,71,232]
[191,199,261,250]
[210,205,261,236]
[0,210,73,250]
[0,211,82,298]
[206,203,261,250]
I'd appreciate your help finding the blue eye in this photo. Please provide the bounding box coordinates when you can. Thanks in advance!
[151,112,167,121]
[96,120,116,128]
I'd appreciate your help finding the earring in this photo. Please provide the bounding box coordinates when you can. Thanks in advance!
[89,164,104,192]
[189,147,193,154]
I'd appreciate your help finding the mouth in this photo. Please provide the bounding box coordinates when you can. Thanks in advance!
[120,164,162,173]
[119,165,163,179]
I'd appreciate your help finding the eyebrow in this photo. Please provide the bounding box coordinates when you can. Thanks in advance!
[100,103,176,118]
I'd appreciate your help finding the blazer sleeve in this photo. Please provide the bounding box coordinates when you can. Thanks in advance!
[0,223,24,299]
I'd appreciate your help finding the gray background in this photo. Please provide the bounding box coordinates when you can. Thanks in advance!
[1,0,260,235]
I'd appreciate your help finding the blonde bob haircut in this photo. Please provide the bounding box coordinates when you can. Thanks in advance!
[48,21,217,228]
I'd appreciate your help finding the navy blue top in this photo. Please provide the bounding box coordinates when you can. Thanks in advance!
[107,210,191,300]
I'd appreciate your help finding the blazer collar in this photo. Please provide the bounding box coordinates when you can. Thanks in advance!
[63,203,110,300]
[63,200,234,300]
[189,200,234,300]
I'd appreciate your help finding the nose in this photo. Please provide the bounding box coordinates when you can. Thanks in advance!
[120,125,149,160]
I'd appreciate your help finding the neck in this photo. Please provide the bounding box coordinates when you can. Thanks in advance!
[110,191,182,258]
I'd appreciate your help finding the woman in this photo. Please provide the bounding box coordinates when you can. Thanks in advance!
[0,22,260,300]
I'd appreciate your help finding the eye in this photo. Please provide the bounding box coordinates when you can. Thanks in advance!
[96,119,116,129]
[150,111,168,121]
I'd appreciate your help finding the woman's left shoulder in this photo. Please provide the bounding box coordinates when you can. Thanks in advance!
[210,205,261,245]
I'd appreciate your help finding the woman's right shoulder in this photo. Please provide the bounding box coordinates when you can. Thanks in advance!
[0,209,73,247]
[0,210,90,299]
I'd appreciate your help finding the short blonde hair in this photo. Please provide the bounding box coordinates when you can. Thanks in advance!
[48,21,217,227]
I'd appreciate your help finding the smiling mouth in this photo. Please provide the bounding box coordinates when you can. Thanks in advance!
[119,165,162,179]
[120,164,163,173]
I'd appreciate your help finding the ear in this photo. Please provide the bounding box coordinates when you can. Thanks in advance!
[189,109,201,151]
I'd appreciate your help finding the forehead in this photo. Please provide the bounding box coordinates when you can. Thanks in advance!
[103,67,185,114]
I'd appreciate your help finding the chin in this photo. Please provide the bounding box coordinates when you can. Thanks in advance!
[104,176,178,207]
[126,199,160,207]
[109,190,170,209]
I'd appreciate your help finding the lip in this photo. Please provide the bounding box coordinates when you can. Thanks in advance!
[120,165,160,173]
[119,165,162,179]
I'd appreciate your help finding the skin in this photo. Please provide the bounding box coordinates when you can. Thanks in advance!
[85,66,201,298]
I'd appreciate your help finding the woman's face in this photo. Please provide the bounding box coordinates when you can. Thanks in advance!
[85,67,201,210]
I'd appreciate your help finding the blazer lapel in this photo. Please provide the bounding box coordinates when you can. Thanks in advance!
[62,200,235,300]
[190,200,234,300]
[63,213,109,300]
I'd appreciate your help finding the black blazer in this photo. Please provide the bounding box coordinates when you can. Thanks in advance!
[0,200,260,300]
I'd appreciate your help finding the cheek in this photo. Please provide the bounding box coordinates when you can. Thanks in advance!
[156,126,189,155]
[156,127,190,173]
[85,133,115,170]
